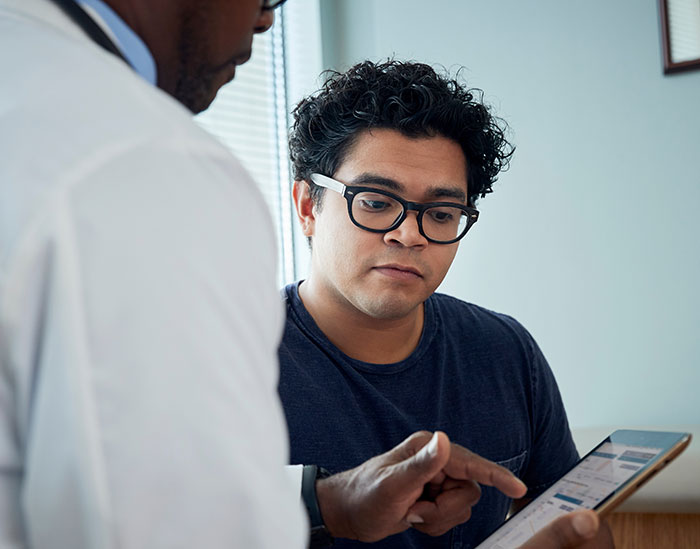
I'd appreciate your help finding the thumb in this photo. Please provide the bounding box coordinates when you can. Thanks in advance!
[518,510,599,549]
[390,431,450,488]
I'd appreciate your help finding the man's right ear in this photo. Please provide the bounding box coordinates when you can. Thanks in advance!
[292,180,316,238]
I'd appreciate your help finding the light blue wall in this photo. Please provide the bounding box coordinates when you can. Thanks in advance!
[319,0,700,428]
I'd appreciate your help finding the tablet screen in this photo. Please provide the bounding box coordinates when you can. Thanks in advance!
[476,432,679,549]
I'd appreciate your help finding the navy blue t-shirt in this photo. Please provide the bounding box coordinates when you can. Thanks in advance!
[278,282,578,549]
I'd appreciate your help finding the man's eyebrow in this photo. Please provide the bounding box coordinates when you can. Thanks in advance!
[426,186,467,203]
[350,173,404,192]
[350,173,467,203]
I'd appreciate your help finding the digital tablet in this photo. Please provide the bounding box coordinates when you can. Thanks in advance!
[476,429,692,548]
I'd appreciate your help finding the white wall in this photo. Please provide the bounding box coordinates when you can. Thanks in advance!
[319,0,700,429]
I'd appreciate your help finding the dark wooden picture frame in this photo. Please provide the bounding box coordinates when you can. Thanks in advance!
[659,0,700,74]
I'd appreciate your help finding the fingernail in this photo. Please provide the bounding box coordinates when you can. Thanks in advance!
[407,513,424,524]
[572,513,596,537]
[426,432,439,458]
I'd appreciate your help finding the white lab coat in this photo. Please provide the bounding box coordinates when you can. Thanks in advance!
[0,0,307,547]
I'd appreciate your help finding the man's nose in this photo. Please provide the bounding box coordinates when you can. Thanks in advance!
[253,10,275,34]
[383,211,428,248]
[254,9,275,34]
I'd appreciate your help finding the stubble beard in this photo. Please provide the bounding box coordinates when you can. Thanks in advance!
[349,281,427,322]
[173,6,218,113]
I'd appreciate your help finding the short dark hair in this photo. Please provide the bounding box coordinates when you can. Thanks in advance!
[289,59,514,207]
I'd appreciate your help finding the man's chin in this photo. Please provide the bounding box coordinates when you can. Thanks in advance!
[174,73,221,114]
[191,92,218,114]
[178,88,217,114]
[356,294,423,322]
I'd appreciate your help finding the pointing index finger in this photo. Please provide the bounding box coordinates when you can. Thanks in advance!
[442,443,527,499]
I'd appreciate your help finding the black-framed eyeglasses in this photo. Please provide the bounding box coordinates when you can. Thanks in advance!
[310,173,479,244]
[262,0,288,10]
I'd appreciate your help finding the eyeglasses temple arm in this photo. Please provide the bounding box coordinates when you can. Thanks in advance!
[310,173,346,194]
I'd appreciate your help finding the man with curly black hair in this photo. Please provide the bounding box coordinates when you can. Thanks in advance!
[278,60,614,549]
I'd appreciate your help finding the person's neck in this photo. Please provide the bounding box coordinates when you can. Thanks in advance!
[298,279,425,365]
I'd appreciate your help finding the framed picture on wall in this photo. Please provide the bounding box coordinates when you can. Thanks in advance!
[659,0,700,73]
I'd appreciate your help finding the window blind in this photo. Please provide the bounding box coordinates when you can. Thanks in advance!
[194,2,321,286]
